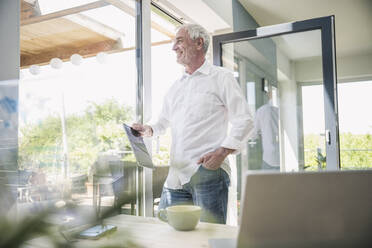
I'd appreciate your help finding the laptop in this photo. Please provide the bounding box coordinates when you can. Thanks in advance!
[210,170,372,248]
[123,123,154,169]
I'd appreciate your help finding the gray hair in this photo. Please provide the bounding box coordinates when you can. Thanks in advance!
[178,24,210,54]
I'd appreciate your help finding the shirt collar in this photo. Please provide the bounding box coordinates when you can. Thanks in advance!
[181,60,211,79]
[195,60,211,75]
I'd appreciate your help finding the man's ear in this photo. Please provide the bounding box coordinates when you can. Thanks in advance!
[196,38,204,50]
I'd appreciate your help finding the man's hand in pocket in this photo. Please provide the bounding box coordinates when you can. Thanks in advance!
[197,147,235,170]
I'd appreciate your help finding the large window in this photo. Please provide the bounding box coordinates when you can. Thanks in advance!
[338,81,372,169]
[150,4,182,167]
[301,81,372,170]
[17,0,189,217]
[19,1,138,214]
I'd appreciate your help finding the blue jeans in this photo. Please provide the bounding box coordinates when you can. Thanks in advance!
[158,166,230,224]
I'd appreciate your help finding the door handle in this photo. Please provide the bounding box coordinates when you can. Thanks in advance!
[325,129,331,145]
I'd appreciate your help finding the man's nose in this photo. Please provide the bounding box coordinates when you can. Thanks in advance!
[172,42,177,51]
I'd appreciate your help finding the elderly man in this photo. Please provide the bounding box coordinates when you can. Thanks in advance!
[132,24,253,224]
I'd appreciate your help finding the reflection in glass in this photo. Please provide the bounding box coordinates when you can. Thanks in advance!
[222,29,325,174]
[251,85,280,171]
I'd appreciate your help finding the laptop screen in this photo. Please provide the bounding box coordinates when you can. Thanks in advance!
[237,170,372,247]
[123,124,154,169]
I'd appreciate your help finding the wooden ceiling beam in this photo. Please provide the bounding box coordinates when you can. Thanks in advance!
[21,39,172,68]
[21,0,110,26]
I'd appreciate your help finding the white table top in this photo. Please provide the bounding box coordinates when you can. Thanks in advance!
[25,214,238,248]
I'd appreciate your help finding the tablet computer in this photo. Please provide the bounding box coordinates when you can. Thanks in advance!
[123,123,154,169]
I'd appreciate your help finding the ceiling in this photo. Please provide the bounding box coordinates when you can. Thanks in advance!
[271,30,322,61]
[158,0,230,32]
[238,0,372,58]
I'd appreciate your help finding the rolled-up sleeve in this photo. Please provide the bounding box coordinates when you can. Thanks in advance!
[220,72,254,154]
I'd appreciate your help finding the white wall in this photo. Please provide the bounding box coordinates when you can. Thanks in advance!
[202,0,233,30]
[277,49,301,171]
[295,54,372,83]
[279,77,301,171]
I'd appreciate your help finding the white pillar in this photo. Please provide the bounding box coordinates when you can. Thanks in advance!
[142,0,153,217]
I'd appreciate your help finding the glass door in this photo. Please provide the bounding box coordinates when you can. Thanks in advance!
[213,16,340,196]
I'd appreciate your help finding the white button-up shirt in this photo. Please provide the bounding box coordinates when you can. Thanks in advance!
[151,61,254,189]
[252,100,280,167]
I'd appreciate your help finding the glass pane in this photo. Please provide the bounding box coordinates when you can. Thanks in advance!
[222,29,326,181]
[338,81,372,170]
[150,6,182,214]
[19,2,137,218]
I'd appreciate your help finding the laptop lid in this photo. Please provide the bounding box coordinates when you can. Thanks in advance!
[237,170,372,248]
[123,124,154,169]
